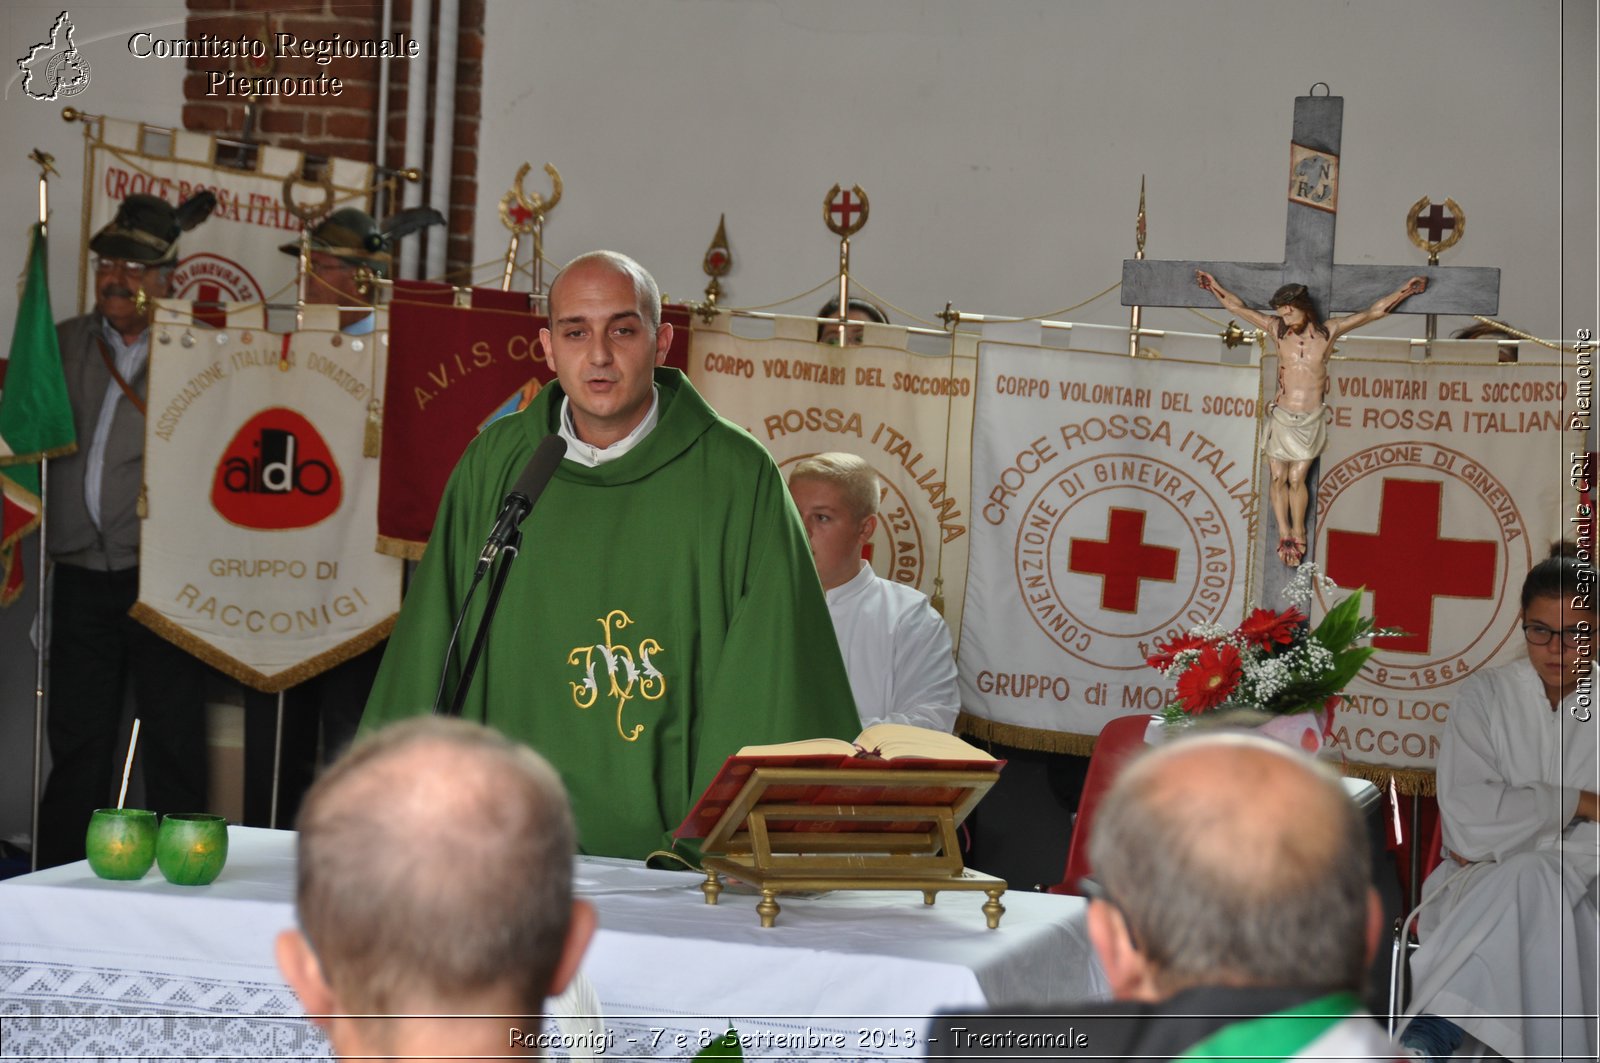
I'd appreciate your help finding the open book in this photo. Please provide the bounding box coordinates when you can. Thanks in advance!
[735,723,996,762]
[675,724,1001,840]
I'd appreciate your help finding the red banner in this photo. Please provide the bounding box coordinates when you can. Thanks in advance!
[376,283,690,557]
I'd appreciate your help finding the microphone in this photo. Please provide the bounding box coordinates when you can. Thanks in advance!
[477,435,566,574]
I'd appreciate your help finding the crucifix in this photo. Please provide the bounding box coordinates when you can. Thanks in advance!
[1121,86,1500,582]
[1122,88,1499,320]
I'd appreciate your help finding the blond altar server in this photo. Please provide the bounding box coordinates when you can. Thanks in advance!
[1401,546,1599,1063]
[788,453,959,733]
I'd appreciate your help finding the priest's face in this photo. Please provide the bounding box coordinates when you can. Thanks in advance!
[540,260,671,448]
[790,476,876,591]
[1523,593,1595,705]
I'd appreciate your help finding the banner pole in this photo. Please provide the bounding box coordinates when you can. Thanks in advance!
[1128,176,1146,358]
[270,690,285,830]
[30,155,54,871]
[30,461,47,872]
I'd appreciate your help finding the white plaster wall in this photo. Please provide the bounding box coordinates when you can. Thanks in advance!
[477,0,1595,339]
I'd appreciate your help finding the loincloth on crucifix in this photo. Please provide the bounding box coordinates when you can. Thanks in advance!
[1261,404,1330,463]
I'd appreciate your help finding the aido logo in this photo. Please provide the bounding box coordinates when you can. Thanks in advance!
[211,408,342,529]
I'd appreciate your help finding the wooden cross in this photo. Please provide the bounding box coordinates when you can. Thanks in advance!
[1122,92,1499,319]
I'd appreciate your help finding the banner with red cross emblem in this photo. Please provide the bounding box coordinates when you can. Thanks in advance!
[959,322,1261,747]
[688,313,974,635]
[1313,355,1569,774]
[83,116,373,320]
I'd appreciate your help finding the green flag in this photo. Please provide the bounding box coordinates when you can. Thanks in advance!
[0,222,77,604]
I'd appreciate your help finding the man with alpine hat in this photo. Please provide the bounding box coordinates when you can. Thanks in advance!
[36,191,218,867]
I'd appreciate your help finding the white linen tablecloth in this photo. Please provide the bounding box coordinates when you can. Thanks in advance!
[1,828,1104,1060]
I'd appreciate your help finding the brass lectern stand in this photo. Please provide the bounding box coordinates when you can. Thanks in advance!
[696,766,1006,928]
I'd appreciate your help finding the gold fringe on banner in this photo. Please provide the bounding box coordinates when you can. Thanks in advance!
[957,711,1440,795]
[128,602,396,693]
[1339,759,1438,797]
[956,712,1098,757]
[375,534,426,562]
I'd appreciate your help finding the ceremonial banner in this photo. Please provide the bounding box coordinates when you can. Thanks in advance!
[0,224,76,604]
[377,286,693,558]
[960,323,1261,750]
[1312,355,1568,780]
[83,117,373,314]
[688,314,975,633]
[131,304,401,691]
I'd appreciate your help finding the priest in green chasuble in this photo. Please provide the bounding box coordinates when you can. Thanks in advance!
[361,251,861,859]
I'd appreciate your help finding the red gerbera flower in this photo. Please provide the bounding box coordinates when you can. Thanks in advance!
[1147,632,1209,672]
[1235,606,1306,649]
[1174,644,1243,714]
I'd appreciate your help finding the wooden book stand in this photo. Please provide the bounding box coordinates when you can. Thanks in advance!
[696,765,1007,928]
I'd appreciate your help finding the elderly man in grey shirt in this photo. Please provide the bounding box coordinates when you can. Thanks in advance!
[36,191,217,868]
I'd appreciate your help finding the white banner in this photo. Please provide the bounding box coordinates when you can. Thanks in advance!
[132,304,401,691]
[84,117,374,313]
[688,314,975,634]
[1313,355,1569,773]
[959,323,1261,743]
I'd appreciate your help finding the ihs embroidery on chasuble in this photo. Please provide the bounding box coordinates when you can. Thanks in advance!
[567,609,666,741]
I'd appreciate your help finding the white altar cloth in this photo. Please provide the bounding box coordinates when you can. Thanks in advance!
[1,827,1103,1060]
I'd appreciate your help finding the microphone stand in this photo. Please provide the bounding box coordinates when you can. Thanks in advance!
[445,526,523,720]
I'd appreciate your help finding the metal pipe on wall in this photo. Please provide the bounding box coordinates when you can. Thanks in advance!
[399,0,432,280]
[374,0,393,212]
[426,0,459,281]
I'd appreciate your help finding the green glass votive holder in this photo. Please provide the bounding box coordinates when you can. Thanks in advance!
[85,808,158,880]
[155,813,229,886]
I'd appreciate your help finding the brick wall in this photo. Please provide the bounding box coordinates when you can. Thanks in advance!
[182,0,482,280]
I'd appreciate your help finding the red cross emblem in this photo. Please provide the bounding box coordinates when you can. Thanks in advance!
[824,183,870,237]
[1415,204,1455,243]
[1068,507,1179,614]
[1406,196,1465,254]
[193,281,227,329]
[1325,479,1496,654]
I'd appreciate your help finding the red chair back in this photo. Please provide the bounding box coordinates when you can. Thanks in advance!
[1047,714,1154,896]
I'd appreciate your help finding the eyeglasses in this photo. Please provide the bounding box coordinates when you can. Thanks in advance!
[94,258,149,279]
[1523,622,1592,648]
[1079,875,1142,951]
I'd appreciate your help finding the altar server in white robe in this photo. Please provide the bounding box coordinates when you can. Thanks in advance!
[1401,545,1599,1063]
[788,453,960,732]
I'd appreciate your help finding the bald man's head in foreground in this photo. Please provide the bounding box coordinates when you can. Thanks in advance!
[275,717,595,1060]
[1084,733,1380,1002]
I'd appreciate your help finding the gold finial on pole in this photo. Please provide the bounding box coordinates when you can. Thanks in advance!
[824,184,869,336]
[1406,196,1463,356]
[1128,176,1146,357]
[282,168,337,319]
[237,16,275,142]
[30,149,56,227]
[507,162,562,294]
[702,214,732,307]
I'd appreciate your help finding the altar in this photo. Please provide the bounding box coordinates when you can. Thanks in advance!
[0,827,1104,1060]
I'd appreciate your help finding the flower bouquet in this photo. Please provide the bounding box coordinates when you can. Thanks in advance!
[1145,565,1399,739]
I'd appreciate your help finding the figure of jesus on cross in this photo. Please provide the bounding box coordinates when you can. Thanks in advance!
[1195,269,1427,566]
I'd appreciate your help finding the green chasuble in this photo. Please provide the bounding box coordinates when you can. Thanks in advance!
[362,369,861,858]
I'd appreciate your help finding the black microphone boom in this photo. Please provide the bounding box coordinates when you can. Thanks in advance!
[477,435,567,575]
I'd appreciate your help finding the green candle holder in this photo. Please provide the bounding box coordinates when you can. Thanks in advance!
[85,808,158,880]
[155,813,229,886]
